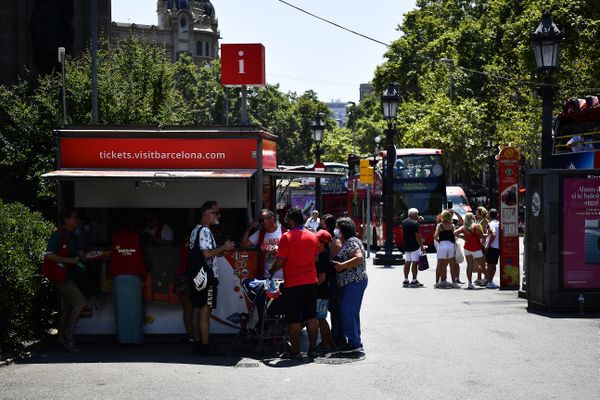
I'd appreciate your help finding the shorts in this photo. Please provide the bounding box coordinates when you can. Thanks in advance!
[485,247,500,264]
[405,249,421,262]
[282,283,317,324]
[190,284,218,309]
[316,298,329,320]
[56,279,86,309]
[436,241,455,259]
[464,248,484,259]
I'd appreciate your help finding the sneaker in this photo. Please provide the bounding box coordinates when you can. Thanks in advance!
[279,350,302,360]
[410,280,424,288]
[338,344,364,353]
[316,342,337,353]
[451,281,461,289]
[441,280,453,289]
[307,348,319,358]
[473,278,483,286]
[467,282,475,290]
[477,280,487,287]
[486,281,500,289]
[454,278,465,285]
[434,282,441,289]
[402,279,410,287]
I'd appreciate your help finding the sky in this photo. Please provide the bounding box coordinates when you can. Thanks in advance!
[111,0,417,103]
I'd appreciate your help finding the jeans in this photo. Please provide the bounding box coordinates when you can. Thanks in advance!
[339,278,368,347]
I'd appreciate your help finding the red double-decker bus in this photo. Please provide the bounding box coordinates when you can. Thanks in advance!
[347,148,447,249]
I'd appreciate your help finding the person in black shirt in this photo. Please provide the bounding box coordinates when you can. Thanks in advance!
[315,229,336,352]
[402,208,426,287]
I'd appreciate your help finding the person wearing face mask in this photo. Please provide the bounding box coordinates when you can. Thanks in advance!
[187,201,234,356]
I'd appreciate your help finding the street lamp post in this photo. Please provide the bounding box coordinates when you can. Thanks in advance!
[486,140,496,208]
[311,114,326,213]
[532,14,563,169]
[374,83,404,266]
[58,47,67,126]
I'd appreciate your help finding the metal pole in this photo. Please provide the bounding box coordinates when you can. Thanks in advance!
[384,124,395,256]
[539,75,555,169]
[240,85,248,125]
[91,0,98,124]
[366,183,371,258]
[59,48,67,126]
[315,144,321,213]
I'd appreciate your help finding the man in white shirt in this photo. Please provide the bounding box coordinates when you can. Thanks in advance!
[241,209,284,280]
[304,210,320,233]
[485,208,500,289]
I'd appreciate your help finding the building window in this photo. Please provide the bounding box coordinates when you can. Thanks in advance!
[196,41,203,56]
[205,42,210,57]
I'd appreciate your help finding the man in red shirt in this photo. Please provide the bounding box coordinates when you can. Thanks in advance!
[269,207,319,359]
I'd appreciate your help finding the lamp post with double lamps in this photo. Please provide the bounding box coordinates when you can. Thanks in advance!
[311,114,326,214]
[374,83,404,266]
[531,14,563,169]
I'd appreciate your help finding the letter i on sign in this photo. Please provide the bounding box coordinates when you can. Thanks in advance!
[238,51,245,74]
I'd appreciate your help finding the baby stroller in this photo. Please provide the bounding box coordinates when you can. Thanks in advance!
[237,278,287,357]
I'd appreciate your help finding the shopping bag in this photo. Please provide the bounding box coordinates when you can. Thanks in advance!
[454,240,465,264]
[418,252,429,271]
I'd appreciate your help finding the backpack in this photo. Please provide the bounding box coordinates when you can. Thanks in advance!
[185,226,215,291]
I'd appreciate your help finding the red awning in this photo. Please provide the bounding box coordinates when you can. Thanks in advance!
[41,169,256,180]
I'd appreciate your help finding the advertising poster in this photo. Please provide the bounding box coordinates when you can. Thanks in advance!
[562,177,600,289]
[497,145,520,289]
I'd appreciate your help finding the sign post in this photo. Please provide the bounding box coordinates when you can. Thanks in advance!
[360,159,374,258]
[497,145,521,290]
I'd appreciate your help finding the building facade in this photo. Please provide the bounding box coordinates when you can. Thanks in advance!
[111,0,219,65]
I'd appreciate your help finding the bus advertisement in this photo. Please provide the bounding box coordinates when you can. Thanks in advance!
[347,149,447,249]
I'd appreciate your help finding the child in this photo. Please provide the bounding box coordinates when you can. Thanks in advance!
[315,229,336,352]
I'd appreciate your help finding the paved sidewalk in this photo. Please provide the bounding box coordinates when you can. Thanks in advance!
[1,254,598,400]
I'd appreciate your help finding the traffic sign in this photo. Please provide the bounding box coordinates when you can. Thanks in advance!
[360,159,374,184]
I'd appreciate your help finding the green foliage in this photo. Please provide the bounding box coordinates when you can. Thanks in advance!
[367,0,600,182]
[0,199,55,352]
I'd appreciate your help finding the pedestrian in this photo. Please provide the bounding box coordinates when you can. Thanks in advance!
[320,213,344,346]
[315,229,336,352]
[304,210,321,233]
[433,210,458,289]
[269,207,320,359]
[142,211,174,246]
[109,217,146,344]
[484,209,500,289]
[332,217,368,353]
[43,208,85,352]
[402,208,426,287]
[241,209,285,279]
[454,212,486,289]
[187,202,235,356]
[474,206,490,286]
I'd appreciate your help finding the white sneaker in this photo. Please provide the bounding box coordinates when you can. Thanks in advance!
[486,281,499,289]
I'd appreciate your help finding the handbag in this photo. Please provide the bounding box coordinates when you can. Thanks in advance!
[418,251,429,271]
[41,229,70,285]
[186,227,216,291]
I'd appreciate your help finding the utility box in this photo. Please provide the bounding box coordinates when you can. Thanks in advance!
[525,169,600,313]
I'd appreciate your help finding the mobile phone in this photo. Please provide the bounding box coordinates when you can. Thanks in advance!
[447,201,453,210]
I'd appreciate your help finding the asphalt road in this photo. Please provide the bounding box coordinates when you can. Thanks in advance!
[1,250,599,400]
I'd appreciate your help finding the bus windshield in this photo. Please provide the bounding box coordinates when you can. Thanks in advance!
[392,153,445,223]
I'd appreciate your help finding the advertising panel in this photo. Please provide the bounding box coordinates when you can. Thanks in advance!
[497,145,520,289]
[562,177,600,289]
[60,138,259,169]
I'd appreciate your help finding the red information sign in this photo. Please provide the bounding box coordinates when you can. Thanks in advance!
[221,44,266,86]
[60,138,263,169]
[497,145,520,289]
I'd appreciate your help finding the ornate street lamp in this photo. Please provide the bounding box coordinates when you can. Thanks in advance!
[374,83,404,266]
[532,14,563,169]
[311,114,326,213]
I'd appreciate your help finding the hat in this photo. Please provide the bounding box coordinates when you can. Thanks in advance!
[315,229,332,244]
